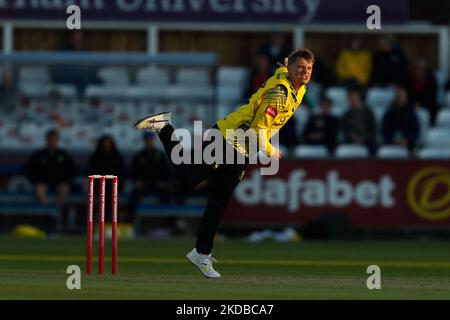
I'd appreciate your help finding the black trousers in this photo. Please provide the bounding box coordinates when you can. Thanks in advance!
[158,124,247,254]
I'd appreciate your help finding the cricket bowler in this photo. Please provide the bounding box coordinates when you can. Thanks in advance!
[134,48,314,278]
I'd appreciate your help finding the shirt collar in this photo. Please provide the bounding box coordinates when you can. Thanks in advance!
[277,67,306,97]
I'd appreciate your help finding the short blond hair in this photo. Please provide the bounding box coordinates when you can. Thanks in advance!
[288,49,315,65]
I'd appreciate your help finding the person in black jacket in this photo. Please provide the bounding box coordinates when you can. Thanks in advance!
[128,132,174,222]
[24,129,77,205]
[341,88,377,154]
[303,96,339,153]
[382,87,420,151]
[88,135,126,178]
[87,135,126,221]
[407,58,439,125]
[370,35,408,87]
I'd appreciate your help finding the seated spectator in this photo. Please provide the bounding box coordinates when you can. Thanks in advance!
[245,53,272,98]
[279,116,299,150]
[259,32,292,70]
[407,58,439,125]
[88,135,126,178]
[302,96,339,153]
[370,35,408,87]
[128,132,174,222]
[24,129,77,206]
[335,37,372,88]
[311,55,336,89]
[382,87,420,151]
[88,135,126,221]
[341,88,377,154]
[0,69,21,114]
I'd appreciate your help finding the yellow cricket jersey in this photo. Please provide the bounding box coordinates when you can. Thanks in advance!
[217,66,306,157]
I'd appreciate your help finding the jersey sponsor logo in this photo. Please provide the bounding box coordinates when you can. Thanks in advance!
[264,105,278,118]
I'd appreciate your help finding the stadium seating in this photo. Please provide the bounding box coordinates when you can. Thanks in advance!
[325,86,349,109]
[176,68,210,87]
[415,107,431,144]
[366,88,396,134]
[19,66,51,85]
[293,145,329,159]
[216,66,248,111]
[167,85,214,101]
[445,91,450,109]
[45,84,78,99]
[424,128,450,148]
[17,66,51,97]
[324,86,349,117]
[335,144,370,158]
[1,56,448,161]
[217,67,249,86]
[123,85,170,100]
[218,85,244,105]
[19,123,46,145]
[377,145,410,159]
[330,105,348,117]
[366,87,395,109]
[18,83,48,98]
[98,67,131,87]
[436,109,450,128]
[435,70,448,107]
[85,85,125,99]
[137,67,171,86]
[417,148,450,159]
[0,190,61,234]
[6,176,33,193]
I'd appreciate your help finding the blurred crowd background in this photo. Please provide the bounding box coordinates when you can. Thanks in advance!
[0,0,449,239]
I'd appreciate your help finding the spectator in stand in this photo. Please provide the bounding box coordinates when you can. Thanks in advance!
[88,135,126,178]
[370,35,408,87]
[88,135,126,221]
[245,53,272,98]
[128,132,174,222]
[341,88,377,154]
[407,58,439,125]
[382,87,420,151]
[258,32,292,70]
[0,68,21,115]
[24,129,77,206]
[335,37,372,88]
[311,56,336,89]
[302,96,339,153]
[279,116,299,150]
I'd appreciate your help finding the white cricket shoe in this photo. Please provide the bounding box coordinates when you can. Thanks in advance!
[133,112,172,133]
[186,248,221,278]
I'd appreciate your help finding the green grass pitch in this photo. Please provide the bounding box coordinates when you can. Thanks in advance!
[1,236,450,299]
